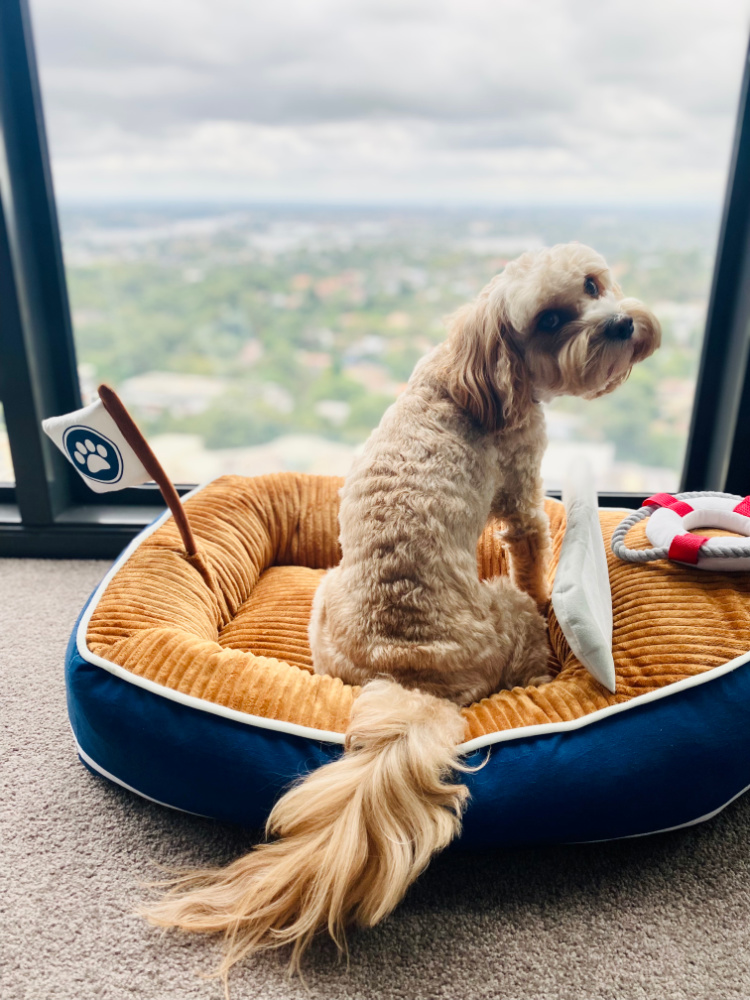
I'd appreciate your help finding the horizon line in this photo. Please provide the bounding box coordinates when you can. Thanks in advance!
[55,197,723,212]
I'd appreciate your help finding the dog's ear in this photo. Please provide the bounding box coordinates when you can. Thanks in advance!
[440,300,532,432]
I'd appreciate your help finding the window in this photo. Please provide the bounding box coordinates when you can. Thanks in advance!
[28,0,750,493]
[1,0,749,555]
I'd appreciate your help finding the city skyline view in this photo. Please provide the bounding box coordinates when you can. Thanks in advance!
[2,3,746,491]
[0,200,718,493]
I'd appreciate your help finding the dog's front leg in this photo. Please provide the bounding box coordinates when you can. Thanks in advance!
[500,502,552,610]
[490,443,551,610]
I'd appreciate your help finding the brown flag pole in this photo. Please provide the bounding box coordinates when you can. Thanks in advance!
[97,383,198,557]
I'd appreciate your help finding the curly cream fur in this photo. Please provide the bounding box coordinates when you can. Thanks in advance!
[142,243,660,984]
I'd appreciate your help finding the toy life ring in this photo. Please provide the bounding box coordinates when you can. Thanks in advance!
[612,491,750,571]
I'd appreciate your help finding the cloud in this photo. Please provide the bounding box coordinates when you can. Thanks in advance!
[30,0,750,203]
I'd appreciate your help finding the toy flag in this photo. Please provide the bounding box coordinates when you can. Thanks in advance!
[551,460,616,693]
[42,384,197,556]
[43,398,151,494]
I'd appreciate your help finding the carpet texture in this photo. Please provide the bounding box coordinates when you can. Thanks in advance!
[3,556,750,1000]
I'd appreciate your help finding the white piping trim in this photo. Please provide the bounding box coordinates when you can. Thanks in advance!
[461,647,750,753]
[579,777,750,843]
[76,734,750,845]
[75,486,750,752]
[75,739,209,817]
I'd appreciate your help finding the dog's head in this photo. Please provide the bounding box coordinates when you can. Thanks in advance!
[440,242,661,431]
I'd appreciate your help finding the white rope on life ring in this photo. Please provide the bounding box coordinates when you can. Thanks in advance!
[611,491,750,571]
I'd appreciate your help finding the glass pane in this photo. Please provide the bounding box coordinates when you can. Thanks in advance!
[0,403,13,484]
[31,1,750,490]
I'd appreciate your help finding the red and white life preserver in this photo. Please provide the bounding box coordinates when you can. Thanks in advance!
[643,492,750,571]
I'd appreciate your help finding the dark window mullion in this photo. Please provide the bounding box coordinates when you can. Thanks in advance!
[0,0,81,524]
[0,196,52,519]
[681,40,750,494]
[724,360,750,496]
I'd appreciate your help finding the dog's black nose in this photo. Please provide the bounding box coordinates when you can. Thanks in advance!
[603,315,634,341]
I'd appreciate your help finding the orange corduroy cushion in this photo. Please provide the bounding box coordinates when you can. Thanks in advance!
[86,473,750,740]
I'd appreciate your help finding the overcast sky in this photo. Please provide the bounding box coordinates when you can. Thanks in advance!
[30,0,750,205]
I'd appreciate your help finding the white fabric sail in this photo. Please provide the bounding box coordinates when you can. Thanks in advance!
[43,398,150,494]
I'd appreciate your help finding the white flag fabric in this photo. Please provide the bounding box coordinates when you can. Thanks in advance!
[42,399,151,494]
[550,460,617,693]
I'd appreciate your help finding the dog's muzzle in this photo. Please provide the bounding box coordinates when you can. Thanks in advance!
[602,315,634,341]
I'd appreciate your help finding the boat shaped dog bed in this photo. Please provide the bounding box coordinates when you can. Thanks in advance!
[67,472,750,848]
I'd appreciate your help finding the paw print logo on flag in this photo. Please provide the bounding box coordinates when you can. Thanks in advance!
[42,386,198,556]
[62,426,123,485]
[42,397,149,494]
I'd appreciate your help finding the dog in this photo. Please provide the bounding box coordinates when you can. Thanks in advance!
[143,242,661,983]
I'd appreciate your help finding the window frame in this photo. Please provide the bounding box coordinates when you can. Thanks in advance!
[1,0,749,558]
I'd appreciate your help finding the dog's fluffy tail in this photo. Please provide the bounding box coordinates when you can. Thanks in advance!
[141,678,468,979]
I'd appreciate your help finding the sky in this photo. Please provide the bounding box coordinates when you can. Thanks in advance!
[30,0,750,206]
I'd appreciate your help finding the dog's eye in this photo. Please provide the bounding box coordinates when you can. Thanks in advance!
[537,310,564,332]
[584,276,599,297]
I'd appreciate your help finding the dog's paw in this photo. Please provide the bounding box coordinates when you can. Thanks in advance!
[526,673,553,688]
[535,592,551,615]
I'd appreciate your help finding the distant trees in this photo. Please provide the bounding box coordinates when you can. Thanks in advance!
[65,212,713,477]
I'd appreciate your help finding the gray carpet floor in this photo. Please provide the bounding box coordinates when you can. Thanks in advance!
[3,557,750,1000]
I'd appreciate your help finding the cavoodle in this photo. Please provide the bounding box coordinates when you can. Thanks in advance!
[143,242,661,983]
